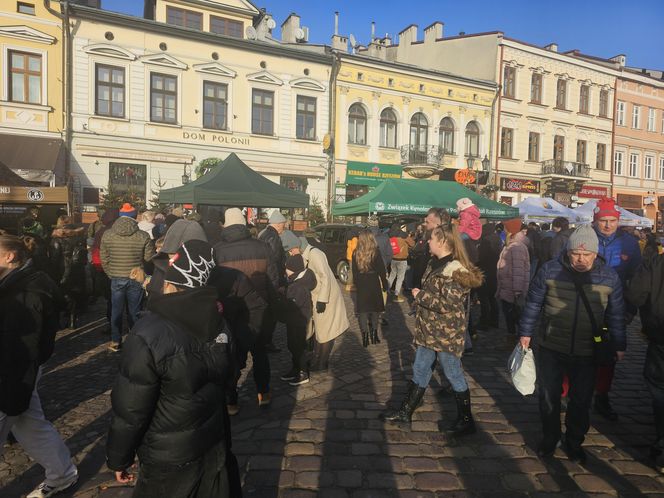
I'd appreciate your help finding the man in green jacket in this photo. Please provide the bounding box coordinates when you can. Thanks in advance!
[100,203,154,351]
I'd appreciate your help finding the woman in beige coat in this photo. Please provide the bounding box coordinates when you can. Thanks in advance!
[281,232,349,371]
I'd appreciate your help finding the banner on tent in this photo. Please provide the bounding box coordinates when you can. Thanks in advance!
[369,201,515,217]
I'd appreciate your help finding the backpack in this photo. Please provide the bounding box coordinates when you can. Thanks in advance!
[389,237,400,256]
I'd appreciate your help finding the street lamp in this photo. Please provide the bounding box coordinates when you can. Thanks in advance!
[182,164,191,185]
[481,154,490,172]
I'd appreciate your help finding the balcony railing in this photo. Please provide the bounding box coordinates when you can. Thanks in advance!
[400,145,444,166]
[541,160,591,178]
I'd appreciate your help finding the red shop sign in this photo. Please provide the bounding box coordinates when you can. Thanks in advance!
[500,177,540,193]
[578,185,609,199]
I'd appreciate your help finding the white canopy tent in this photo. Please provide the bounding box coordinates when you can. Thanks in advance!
[573,199,654,228]
[514,197,590,224]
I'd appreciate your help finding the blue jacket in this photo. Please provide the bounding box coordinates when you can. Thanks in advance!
[520,254,626,357]
[595,228,641,285]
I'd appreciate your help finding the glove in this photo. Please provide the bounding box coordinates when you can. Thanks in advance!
[316,301,327,314]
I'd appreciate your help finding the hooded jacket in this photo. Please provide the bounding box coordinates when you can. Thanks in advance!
[100,216,154,278]
[49,225,87,293]
[414,258,483,357]
[258,225,286,288]
[106,287,230,471]
[92,209,119,271]
[0,262,64,415]
[496,231,531,303]
[285,268,317,333]
[595,227,642,285]
[458,204,482,241]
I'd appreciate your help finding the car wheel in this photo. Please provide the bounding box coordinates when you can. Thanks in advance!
[336,260,351,285]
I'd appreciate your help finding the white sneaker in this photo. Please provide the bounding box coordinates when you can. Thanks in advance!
[27,474,78,498]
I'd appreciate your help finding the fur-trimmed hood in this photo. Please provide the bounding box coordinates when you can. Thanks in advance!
[442,260,484,289]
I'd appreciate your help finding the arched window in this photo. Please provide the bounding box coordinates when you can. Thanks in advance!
[409,112,428,149]
[438,117,454,154]
[348,103,367,145]
[465,121,480,157]
[379,108,397,148]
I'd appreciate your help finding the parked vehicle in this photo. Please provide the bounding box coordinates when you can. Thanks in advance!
[307,224,361,284]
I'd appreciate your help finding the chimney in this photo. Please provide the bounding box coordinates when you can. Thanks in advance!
[610,54,626,67]
[545,43,558,52]
[398,24,418,46]
[331,12,348,52]
[371,21,376,42]
[424,21,443,44]
[281,12,301,43]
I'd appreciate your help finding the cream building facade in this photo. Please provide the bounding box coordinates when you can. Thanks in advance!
[68,0,332,214]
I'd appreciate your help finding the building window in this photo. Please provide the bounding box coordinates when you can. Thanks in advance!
[648,108,656,132]
[379,108,398,148]
[438,117,454,154]
[617,101,625,126]
[8,50,41,104]
[503,66,516,98]
[95,64,125,118]
[576,140,587,164]
[579,85,589,114]
[82,187,101,204]
[614,151,624,176]
[660,157,664,181]
[528,132,540,162]
[296,95,316,140]
[109,163,147,199]
[210,16,243,38]
[596,143,606,170]
[632,105,641,129]
[203,81,227,130]
[252,89,274,135]
[465,121,480,157]
[166,6,203,30]
[599,89,609,117]
[500,127,513,158]
[17,2,35,15]
[629,153,639,177]
[553,135,565,162]
[409,113,429,148]
[348,103,367,145]
[530,73,542,104]
[645,156,654,179]
[150,73,177,124]
[556,79,567,109]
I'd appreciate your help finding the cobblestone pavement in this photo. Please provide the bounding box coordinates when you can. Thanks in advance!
[2,287,664,497]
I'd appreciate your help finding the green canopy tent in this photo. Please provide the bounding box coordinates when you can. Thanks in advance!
[331,179,518,219]
[159,153,309,207]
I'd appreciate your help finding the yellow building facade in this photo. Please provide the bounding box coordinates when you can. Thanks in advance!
[332,46,496,204]
[0,0,66,184]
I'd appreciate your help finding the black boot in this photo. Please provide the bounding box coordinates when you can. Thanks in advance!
[381,382,426,426]
[371,326,380,345]
[361,329,369,347]
[594,393,618,421]
[650,404,664,464]
[443,389,476,437]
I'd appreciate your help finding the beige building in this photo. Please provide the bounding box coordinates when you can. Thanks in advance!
[68,0,332,215]
[385,28,619,206]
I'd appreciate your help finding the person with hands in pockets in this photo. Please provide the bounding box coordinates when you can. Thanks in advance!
[518,224,626,465]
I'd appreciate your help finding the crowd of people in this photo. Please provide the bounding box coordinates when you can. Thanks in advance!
[2,195,664,497]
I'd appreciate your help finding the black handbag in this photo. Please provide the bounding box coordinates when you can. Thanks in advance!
[571,274,615,366]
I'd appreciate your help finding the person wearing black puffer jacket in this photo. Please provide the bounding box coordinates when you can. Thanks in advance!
[106,240,240,498]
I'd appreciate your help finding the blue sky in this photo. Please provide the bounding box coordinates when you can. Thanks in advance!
[103,0,664,68]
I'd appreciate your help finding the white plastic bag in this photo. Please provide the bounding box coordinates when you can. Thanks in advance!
[508,344,536,395]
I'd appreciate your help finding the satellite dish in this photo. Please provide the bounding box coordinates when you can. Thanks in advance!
[349,33,358,48]
[295,27,306,41]
[245,26,257,40]
[266,18,276,30]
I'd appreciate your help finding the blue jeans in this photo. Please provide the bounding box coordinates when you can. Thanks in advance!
[412,346,468,392]
[110,278,143,343]
[387,260,408,296]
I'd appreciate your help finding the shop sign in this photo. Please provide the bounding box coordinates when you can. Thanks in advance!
[181,131,250,146]
[0,187,10,194]
[439,168,488,185]
[500,177,540,193]
[345,161,402,186]
[617,193,642,209]
[27,189,44,202]
[578,185,609,199]
[500,196,513,206]
[0,186,68,204]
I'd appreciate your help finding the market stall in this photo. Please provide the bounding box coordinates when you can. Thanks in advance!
[514,197,590,224]
[572,199,654,228]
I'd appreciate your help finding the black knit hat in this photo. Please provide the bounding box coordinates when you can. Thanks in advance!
[165,240,215,289]
[285,254,305,274]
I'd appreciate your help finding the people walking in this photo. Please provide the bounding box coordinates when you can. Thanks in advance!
[106,240,240,497]
[352,230,388,347]
[542,217,573,264]
[519,224,626,464]
[387,224,413,302]
[100,203,154,351]
[496,230,530,336]
[0,234,79,498]
[381,223,482,436]
[476,223,502,330]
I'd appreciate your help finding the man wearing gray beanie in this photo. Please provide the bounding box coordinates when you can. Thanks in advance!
[518,223,626,465]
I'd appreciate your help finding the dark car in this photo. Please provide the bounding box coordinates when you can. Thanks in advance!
[307,223,362,284]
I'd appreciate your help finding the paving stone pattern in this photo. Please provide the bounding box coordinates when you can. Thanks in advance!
[1,288,663,497]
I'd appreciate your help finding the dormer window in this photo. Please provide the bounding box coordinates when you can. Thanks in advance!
[210,16,243,38]
[166,6,202,30]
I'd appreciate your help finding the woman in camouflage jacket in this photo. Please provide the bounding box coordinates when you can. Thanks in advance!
[382,223,483,437]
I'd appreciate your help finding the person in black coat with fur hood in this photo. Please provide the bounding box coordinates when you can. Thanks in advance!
[106,240,240,497]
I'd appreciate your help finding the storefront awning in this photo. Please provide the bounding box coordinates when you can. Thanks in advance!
[0,133,65,185]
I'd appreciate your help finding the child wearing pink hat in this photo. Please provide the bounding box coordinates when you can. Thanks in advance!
[456,198,481,241]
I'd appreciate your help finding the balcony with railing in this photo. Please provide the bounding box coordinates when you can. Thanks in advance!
[541,159,591,178]
[400,145,445,178]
